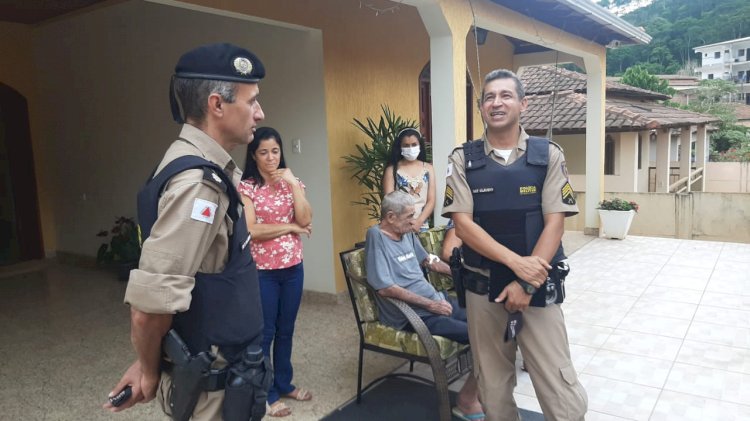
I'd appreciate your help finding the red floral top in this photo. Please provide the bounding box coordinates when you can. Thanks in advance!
[238,178,305,270]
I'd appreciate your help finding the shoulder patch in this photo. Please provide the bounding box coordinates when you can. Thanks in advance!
[443,185,454,207]
[191,198,218,224]
[561,182,576,205]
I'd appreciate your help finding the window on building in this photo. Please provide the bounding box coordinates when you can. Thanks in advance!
[715,52,721,58]
[604,135,615,175]
[704,53,708,57]
[708,74,714,79]
[740,49,746,56]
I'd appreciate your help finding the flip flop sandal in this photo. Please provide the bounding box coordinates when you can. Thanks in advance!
[267,401,292,417]
[452,406,485,421]
[283,387,312,401]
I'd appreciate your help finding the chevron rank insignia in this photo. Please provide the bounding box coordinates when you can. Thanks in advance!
[443,185,454,207]
[561,182,576,205]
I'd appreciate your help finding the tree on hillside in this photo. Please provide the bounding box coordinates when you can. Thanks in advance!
[620,65,675,96]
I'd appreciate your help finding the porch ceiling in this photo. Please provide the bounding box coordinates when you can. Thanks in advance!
[0,0,108,24]
[490,0,650,54]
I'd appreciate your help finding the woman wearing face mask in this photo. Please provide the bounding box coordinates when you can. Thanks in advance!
[239,127,313,418]
[382,127,435,232]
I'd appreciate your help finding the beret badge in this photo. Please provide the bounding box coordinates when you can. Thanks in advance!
[233,57,253,76]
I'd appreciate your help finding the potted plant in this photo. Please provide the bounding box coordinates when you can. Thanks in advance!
[343,105,419,221]
[96,216,141,281]
[597,198,639,239]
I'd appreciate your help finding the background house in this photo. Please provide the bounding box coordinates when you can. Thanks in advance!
[694,36,750,104]
[519,65,718,194]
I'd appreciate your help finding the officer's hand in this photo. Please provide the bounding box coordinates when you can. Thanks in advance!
[510,255,550,287]
[495,282,532,313]
[103,360,146,412]
[427,299,452,316]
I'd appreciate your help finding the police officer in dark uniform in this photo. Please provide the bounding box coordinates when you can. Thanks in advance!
[104,43,270,421]
[443,69,587,421]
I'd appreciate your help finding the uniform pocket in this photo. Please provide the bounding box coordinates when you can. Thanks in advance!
[559,364,588,420]
[158,372,173,418]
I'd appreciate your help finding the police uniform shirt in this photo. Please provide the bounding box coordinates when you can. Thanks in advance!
[124,124,241,314]
[442,126,579,218]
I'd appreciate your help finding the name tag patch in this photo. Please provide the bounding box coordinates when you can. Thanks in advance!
[191,198,217,224]
[519,185,537,195]
[471,187,494,194]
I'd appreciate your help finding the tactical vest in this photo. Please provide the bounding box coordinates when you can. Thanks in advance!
[461,137,566,307]
[137,155,263,359]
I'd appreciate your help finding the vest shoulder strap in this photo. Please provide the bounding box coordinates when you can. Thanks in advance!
[462,139,486,170]
[138,156,240,241]
[526,136,550,166]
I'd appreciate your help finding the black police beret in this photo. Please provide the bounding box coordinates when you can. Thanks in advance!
[174,42,265,83]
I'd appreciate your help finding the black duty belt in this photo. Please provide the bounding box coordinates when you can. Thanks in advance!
[463,270,489,296]
[161,360,228,392]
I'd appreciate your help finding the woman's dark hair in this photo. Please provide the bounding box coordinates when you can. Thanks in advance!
[242,126,287,186]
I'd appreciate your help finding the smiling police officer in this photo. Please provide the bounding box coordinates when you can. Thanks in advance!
[104,43,270,421]
[443,69,587,421]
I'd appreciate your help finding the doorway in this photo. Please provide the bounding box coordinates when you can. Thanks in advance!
[419,63,474,154]
[0,83,44,265]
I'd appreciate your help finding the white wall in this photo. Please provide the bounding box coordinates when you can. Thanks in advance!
[33,0,336,292]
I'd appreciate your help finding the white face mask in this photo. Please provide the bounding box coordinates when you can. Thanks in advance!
[401,146,420,161]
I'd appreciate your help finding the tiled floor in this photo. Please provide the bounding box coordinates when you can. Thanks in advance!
[512,235,750,421]
[1,233,748,420]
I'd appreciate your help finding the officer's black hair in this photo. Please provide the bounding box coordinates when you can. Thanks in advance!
[386,127,428,190]
[173,78,238,124]
[481,69,525,100]
[242,127,288,186]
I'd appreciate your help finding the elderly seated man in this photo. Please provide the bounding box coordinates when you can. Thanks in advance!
[365,191,484,421]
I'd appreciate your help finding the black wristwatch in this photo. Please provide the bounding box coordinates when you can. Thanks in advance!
[516,279,537,295]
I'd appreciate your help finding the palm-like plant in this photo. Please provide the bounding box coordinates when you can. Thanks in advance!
[343,105,417,220]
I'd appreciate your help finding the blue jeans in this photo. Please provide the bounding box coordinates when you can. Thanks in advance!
[418,295,469,344]
[259,262,304,404]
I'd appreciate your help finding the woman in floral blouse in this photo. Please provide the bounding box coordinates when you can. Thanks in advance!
[239,127,313,418]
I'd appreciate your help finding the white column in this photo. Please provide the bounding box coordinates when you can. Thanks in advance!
[582,55,606,235]
[655,128,672,192]
[415,0,470,227]
[695,124,708,191]
[679,126,693,192]
[620,131,639,192]
[638,130,651,192]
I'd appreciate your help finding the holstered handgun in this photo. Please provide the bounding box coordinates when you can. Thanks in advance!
[222,345,273,421]
[449,247,466,308]
[163,329,216,421]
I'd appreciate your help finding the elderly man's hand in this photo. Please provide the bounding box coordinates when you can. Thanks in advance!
[426,299,453,316]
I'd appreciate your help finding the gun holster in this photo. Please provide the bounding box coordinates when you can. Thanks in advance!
[162,330,216,421]
[223,345,274,421]
[544,261,570,306]
[449,247,466,308]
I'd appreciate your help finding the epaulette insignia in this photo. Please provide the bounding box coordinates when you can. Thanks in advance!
[202,167,227,193]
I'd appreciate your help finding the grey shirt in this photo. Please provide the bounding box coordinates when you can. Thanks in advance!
[365,225,444,329]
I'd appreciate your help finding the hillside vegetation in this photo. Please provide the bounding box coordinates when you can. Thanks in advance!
[603,0,750,76]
